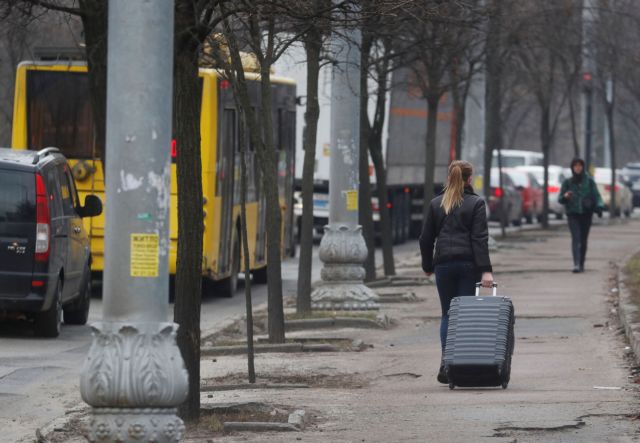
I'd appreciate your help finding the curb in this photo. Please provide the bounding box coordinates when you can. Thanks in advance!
[617,253,640,364]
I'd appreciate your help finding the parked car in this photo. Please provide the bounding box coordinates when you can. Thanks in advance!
[504,168,543,224]
[516,165,569,219]
[620,162,640,207]
[593,167,633,217]
[488,168,523,226]
[492,149,543,168]
[0,147,102,337]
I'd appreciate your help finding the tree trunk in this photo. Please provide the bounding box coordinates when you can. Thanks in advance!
[540,105,551,229]
[173,4,204,422]
[370,137,395,276]
[79,0,107,166]
[369,39,394,276]
[296,28,322,314]
[237,108,256,383]
[606,102,617,218]
[259,61,285,344]
[567,85,581,158]
[359,32,376,282]
[484,0,502,199]
[423,95,439,217]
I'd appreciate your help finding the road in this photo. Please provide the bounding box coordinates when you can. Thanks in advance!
[0,211,633,442]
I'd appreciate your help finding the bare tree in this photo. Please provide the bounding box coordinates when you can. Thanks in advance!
[216,0,307,342]
[509,0,580,228]
[398,1,484,215]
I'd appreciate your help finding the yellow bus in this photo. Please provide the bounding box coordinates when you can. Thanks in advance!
[11,60,296,297]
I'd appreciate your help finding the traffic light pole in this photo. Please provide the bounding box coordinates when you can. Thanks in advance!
[311,11,378,311]
[79,1,188,442]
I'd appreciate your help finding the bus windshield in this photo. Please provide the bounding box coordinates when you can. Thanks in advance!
[27,70,99,158]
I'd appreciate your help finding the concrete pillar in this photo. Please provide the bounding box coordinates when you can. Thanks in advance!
[311,10,378,311]
[79,1,188,441]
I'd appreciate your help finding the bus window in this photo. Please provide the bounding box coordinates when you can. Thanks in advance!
[26,71,98,158]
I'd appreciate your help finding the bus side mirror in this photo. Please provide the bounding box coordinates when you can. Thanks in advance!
[79,195,103,218]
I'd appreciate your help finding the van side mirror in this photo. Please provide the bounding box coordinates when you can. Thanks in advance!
[79,195,103,218]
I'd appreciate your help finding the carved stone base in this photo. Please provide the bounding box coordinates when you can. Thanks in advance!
[311,282,379,310]
[80,322,189,442]
[86,408,184,443]
[312,224,380,311]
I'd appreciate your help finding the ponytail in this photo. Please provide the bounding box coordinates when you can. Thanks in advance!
[441,160,473,215]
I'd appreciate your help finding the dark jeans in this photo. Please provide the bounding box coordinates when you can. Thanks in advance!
[567,213,593,268]
[434,260,481,351]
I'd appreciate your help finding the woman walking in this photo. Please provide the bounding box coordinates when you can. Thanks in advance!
[419,160,494,383]
[558,158,604,273]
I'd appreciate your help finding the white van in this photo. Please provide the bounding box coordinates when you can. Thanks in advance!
[492,149,543,168]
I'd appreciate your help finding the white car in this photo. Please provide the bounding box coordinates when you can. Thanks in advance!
[515,165,568,219]
[492,149,543,168]
[593,168,633,217]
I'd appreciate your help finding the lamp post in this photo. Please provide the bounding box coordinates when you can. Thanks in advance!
[311,8,379,311]
[80,1,188,442]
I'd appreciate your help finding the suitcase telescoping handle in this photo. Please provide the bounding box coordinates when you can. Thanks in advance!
[475,282,498,297]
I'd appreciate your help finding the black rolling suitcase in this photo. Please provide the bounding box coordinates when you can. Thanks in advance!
[443,283,515,390]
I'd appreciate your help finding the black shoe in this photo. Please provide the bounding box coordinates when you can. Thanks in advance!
[579,265,584,273]
[572,266,580,273]
[437,364,448,384]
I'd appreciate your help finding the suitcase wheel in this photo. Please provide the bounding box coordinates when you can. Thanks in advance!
[449,383,455,390]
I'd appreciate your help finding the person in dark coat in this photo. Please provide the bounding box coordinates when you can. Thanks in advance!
[558,158,604,273]
[419,160,494,384]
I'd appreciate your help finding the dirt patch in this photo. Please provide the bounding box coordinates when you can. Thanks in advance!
[37,411,88,443]
[185,403,290,439]
[624,253,640,324]
[203,311,379,345]
[203,371,367,389]
[256,337,367,351]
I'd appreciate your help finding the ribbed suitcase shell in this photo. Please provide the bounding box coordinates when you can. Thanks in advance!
[443,295,515,389]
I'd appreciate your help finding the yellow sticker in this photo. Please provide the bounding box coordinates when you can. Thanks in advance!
[61,185,69,200]
[130,233,159,277]
[345,190,358,211]
[322,144,331,157]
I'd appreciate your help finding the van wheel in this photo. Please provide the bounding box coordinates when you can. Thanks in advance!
[220,233,240,298]
[64,268,91,325]
[35,280,62,338]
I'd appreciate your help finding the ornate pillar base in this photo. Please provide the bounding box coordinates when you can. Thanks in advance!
[80,322,189,443]
[311,224,379,311]
[87,408,185,443]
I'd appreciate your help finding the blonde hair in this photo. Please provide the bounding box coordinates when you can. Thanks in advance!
[441,160,473,215]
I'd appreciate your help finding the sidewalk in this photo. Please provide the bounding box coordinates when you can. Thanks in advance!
[197,218,640,442]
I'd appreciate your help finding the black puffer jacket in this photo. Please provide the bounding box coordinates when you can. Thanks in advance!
[419,187,492,273]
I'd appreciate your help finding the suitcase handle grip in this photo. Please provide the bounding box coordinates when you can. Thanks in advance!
[475,282,498,297]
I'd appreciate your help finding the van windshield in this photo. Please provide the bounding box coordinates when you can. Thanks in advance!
[0,170,35,223]
[492,154,543,168]
[26,70,99,159]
